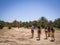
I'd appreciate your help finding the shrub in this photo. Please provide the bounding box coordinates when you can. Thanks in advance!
[0,24,4,29]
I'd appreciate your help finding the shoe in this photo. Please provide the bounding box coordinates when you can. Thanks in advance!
[36,37,39,38]
[37,39,40,41]
[44,38,47,40]
[50,40,54,42]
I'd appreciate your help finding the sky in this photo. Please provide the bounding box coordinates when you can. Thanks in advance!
[0,0,60,22]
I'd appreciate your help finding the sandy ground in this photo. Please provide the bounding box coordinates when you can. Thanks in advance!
[0,27,60,45]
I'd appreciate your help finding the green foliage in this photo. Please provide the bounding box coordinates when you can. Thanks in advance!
[47,21,53,27]
[0,17,60,29]
[54,18,60,28]
[12,20,19,27]
[0,21,5,29]
[38,16,48,28]
[8,23,12,29]
[0,24,4,29]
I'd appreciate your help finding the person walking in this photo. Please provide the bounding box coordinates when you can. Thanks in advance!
[37,26,41,40]
[44,27,48,39]
[47,26,51,37]
[31,25,34,38]
[50,27,55,42]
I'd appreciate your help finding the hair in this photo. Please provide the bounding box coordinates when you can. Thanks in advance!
[45,27,47,29]
[38,26,40,29]
[51,27,53,30]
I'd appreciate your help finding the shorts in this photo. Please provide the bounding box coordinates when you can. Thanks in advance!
[45,31,48,33]
[51,32,54,36]
[31,30,34,33]
[38,30,41,34]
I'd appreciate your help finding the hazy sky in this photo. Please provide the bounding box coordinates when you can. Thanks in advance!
[0,0,60,22]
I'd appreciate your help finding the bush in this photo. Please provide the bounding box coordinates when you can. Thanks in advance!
[0,24,4,29]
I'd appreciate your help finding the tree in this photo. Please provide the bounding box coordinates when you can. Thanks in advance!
[38,16,48,28]
[28,21,32,27]
[32,20,38,28]
[12,20,19,27]
[54,18,60,28]
[48,21,53,27]
[19,21,23,27]
[0,20,5,29]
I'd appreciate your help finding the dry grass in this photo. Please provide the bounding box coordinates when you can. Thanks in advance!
[0,27,60,45]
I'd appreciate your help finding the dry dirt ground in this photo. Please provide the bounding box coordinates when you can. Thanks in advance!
[0,27,60,45]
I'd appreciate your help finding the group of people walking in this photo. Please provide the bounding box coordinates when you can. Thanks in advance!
[31,25,55,42]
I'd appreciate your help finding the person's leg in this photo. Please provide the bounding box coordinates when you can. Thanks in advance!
[36,34,40,41]
[31,30,33,38]
[46,32,47,39]
[48,32,50,37]
[32,30,34,38]
[36,31,39,38]
[51,36,54,42]
[38,33,40,40]
[32,32,34,38]
[51,33,53,41]
[45,32,47,39]
[51,32,55,42]
[38,33,39,38]
[36,34,39,38]
[52,33,55,41]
